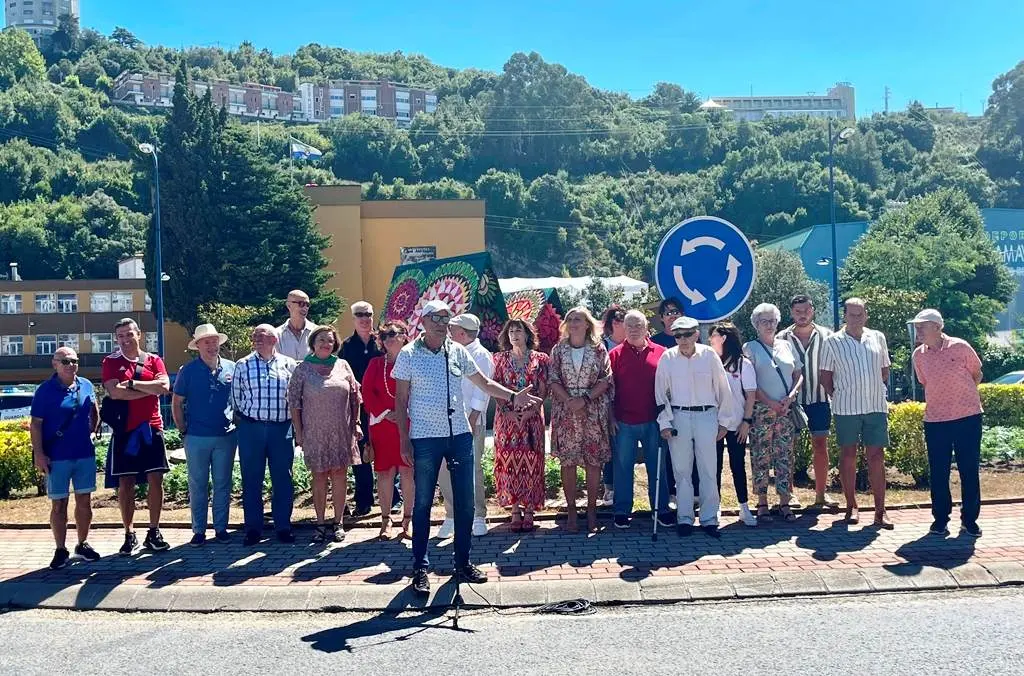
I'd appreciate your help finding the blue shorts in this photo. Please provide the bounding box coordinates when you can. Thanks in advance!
[46,457,97,500]
[804,402,832,437]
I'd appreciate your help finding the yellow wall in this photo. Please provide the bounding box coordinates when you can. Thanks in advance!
[315,203,365,334]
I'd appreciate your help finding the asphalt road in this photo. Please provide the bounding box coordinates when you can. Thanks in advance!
[3,590,1023,675]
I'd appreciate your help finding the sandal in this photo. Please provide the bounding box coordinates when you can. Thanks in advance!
[379,520,393,541]
[312,523,329,544]
[757,504,773,522]
[510,507,523,533]
[522,510,535,532]
[400,516,412,539]
[778,505,797,522]
[331,521,345,543]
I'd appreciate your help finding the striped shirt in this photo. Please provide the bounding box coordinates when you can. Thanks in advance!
[777,323,832,405]
[820,328,891,415]
[230,351,297,423]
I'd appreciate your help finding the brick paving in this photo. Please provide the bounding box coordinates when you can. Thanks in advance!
[1,503,1021,593]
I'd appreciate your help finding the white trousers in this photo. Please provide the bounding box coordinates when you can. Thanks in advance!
[666,409,720,526]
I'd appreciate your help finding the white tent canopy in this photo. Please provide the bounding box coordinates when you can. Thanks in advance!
[499,275,648,298]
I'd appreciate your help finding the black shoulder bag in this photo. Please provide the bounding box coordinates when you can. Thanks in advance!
[99,360,142,434]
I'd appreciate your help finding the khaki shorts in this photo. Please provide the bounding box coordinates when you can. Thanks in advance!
[834,413,889,447]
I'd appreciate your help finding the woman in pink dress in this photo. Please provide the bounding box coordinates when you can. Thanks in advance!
[492,319,549,533]
[362,320,415,540]
[548,307,613,533]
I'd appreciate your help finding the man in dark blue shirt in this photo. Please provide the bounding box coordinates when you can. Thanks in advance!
[30,347,101,570]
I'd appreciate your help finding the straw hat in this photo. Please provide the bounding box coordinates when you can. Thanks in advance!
[187,323,229,350]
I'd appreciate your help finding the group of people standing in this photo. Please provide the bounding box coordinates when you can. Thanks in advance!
[27,287,987,591]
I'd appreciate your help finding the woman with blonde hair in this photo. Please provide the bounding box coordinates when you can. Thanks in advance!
[548,307,613,532]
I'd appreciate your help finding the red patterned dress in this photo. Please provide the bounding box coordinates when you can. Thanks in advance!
[492,349,550,509]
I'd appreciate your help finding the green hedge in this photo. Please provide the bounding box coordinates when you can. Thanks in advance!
[0,420,36,498]
[979,384,1024,427]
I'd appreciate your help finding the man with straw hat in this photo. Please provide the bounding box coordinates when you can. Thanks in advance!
[172,323,237,546]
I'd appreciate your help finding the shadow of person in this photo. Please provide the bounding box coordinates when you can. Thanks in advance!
[794,514,880,562]
[884,530,978,576]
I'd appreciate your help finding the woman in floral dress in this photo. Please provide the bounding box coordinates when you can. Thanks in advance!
[362,320,415,540]
[288,326,362,544]
[492,319,549,533]
[548,307,613,533]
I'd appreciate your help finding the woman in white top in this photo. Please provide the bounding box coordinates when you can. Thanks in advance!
[710,322,758,527]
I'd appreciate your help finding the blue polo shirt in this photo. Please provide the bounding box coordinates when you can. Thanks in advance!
[173,356,236,437]
[30,375,96,462]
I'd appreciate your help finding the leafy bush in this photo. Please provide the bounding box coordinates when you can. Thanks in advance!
[887,401,929,485]
[978,384,1024,427]
[0,423,36,498]
[292,459,311,494]
[163,464,190,501]
[980,426,1024,463]
[163,428,183,451]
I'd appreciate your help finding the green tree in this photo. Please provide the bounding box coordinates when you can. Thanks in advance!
[0,29,46,90]
[841,189,1014,346]
[979,60,1024,207]
[195,302,276,360]
[733,248,830,339]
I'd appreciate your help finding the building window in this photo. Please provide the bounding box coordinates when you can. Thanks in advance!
[145,332,158,353]
[330,107,343,116]
[1,336,23,356]
[35,293,56,313]
[0,294,22,314]
[35,334,57,355]
[91,333,113,354]
[57,293,77,313]
[111,292,133,312]
[90,292,111,312]
[58,334,78,350]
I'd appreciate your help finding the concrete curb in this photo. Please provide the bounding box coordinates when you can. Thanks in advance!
[3,496,1022,531]
[2,563,1022,613]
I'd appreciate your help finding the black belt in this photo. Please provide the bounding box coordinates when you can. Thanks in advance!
[238,413,290,425]
[672,405,715,412]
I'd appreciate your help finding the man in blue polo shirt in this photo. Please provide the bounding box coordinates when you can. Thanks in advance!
[172,324,237,546]
[30,346,101,570]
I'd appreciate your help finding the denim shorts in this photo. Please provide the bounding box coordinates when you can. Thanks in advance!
[804,402,832,437]
[47,457,97,500]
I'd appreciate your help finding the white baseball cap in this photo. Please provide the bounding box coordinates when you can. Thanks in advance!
[449,313,480,331]
[670,316,699,331]
[421,299,451,316]
[908,308,944,328]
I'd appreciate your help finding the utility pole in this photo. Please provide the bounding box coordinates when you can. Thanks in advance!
[884,86,890,114]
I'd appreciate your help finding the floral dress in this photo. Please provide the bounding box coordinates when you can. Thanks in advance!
[492,350,550,509]
[287,359,362,473]
[549,341,613,467]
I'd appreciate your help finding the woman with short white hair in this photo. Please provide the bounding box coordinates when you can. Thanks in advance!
[743,303,804,523]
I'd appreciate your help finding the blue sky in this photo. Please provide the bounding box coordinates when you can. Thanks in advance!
[84,0,1023,116]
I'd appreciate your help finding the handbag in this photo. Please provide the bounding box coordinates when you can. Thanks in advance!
[754,340,808,431]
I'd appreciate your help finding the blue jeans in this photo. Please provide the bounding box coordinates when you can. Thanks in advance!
[185,433,236,534]
[613,422,670,516]
[237,420,294,534]
[412,433,474,571]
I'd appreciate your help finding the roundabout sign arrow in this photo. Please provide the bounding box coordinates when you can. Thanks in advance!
[654,216,756,323]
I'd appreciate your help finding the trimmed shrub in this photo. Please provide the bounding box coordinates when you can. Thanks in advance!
[887,401,929,485]
[0,422,37,498]
[163,428,183,451]
[978,384,1024,427]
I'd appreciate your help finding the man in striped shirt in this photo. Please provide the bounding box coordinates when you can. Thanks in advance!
[231,324,299,546]
[820,298,892,529]
[778,294,839,510]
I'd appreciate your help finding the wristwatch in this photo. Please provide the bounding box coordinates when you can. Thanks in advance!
[743,417,753,424]
[127,379,136,391]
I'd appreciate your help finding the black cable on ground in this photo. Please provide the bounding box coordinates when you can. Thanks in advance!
[535,599,596,615]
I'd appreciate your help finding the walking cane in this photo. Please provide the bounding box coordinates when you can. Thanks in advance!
[652,428,677,542]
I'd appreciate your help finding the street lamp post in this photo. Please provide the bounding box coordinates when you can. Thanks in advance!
[138,143,165,357]
[827,119,855,330]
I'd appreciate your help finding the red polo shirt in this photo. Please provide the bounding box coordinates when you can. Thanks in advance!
[609,339,665,424]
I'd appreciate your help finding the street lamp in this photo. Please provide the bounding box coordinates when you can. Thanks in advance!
[138,143,165,357]
[827,119,856,330]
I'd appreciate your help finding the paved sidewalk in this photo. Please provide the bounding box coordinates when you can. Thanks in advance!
[1,503,1023,612]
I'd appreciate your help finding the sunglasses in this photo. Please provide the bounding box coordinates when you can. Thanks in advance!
[428,314,451,325]
[663,309,682,317]
[380,330,407,339]
[673,330,697,339]
[58,358,79,366]
[354,312,373,318]
[290,300,310,307]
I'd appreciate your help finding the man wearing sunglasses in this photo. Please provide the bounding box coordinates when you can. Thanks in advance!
[393,300,543,595]
[276,290,317,361]
[339,300,389,517]
[30,347,102,569]
[654,316,737,538]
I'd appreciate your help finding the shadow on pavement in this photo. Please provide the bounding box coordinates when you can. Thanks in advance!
[884,531,977,575]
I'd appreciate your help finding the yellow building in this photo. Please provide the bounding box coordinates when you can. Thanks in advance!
[306,185,485,335]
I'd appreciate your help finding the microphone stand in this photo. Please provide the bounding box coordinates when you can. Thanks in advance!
[444,342,463,630]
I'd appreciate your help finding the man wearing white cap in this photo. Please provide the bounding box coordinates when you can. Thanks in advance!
[910,309,984,538]
[172,324,237,545]
[654,316,736,538]
[440,313,493,537]
[393,299,542,595]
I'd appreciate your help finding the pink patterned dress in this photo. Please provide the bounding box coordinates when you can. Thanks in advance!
[492,350,550,509]
[549,341,613,467]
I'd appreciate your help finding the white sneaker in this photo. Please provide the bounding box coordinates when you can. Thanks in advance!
[436,518,455,539]
[601,488,615,507]
[739,503,758,527]
[668,494,677,511]
[472,517,488,537]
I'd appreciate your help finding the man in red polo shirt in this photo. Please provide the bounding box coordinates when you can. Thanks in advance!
[608,310,674,529]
